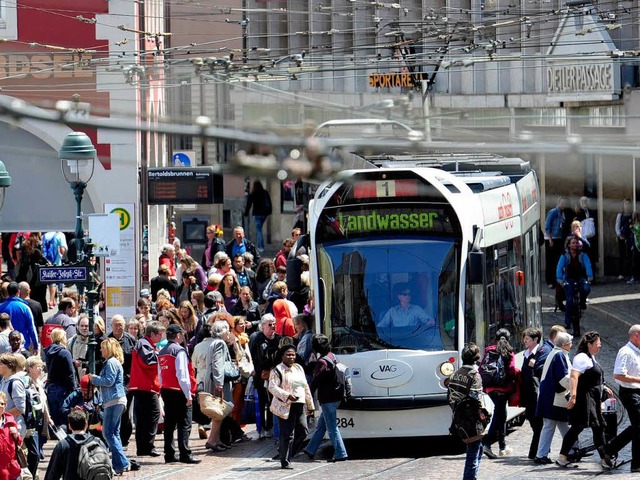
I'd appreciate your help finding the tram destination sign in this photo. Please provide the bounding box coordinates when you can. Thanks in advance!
[147,167,223,205]
[38,266,88,284]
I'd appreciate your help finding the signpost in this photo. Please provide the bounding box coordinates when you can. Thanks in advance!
[147,166,223,204]
[38,266,88,283]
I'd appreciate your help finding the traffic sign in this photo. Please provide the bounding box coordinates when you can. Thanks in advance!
[38,266,88,284]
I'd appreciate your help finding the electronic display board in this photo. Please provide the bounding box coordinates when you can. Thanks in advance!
[147,167,223,204]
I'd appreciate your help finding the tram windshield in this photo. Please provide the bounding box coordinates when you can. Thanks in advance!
[317,237,458,353]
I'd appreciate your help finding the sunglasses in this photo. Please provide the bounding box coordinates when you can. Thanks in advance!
[399,292,411,296]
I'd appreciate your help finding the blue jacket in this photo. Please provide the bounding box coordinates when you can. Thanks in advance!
[545,207,565,240]
[0,296,38,351]
[91,357,126,405]
[556,252,593,283]
[536,347,570,421]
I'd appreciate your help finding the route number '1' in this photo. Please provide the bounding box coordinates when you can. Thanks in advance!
[376,180,396,197]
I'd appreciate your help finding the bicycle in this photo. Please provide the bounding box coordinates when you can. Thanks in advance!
[564,280,588,336]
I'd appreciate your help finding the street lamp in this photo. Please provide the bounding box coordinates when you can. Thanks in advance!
[59,131,99,373]
[0,160,12,212]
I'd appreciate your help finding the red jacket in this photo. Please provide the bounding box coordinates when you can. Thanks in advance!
[158,254,176,277]
[159,341,197,395]
[273,299,295,337]
[0,413,22,480]
[129,337,160,394]
[481,345,519,394]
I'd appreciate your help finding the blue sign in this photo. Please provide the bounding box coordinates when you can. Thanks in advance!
[38,266,88,284]
[173,152,192,166]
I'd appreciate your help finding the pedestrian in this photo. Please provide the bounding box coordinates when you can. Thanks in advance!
[158,324,201,464]
[0,390,23,480]
[274,238,293,269]
[244,180,272,253]
[88,338,140,474]
[480,328,518,459]
[41,231,67,308]
[202,224,226,270]
[545,196,568,288]
[43,409,107,480]
[446,343,485,480]
[42,298,77,348]
[602,324,640,472]
[0,282,38,355]
[520,327,546,460]
[150,264,178,303]
[158,244,176,278]
[129,321,165,458]
[18,282,44,337]
[616,199,634,280]
[303,334,348,463]
[67,314,90,379]
[108,315,136,447]
[534,331,573,464]
[44,329,77,426]
[557,331,616,468]
[556,236,592,335]
[249,315,281,438]
[269,344,314,469]
[225,226,261,266]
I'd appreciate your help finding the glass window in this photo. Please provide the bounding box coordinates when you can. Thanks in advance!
[317,236,458,353]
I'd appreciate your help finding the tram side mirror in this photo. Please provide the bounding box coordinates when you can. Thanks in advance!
[468,251,484,285]
[286,257,302,292]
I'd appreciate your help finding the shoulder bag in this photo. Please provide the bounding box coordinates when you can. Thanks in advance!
[198,389,233,421]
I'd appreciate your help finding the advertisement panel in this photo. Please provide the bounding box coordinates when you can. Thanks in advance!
[104,204,137,326]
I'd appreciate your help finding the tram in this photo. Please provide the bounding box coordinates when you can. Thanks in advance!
[288,152,542,438]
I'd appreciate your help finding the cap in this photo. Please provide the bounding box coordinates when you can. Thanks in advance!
[166,324,185,335]
[80,374,91,390]
[140,288,150,298]
[206,290,223,301]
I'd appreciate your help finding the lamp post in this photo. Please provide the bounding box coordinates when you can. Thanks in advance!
[0,160,13,270]
[59,132,98,373]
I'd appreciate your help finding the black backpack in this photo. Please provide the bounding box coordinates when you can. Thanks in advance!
[8,378,44,431]
[448,367,491,443]
[323,355,353,401]
[479,350,507,388]
[76,435,113,480]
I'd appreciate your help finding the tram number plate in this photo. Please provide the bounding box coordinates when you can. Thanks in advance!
[336,417,355,428]
[376,180,396,197]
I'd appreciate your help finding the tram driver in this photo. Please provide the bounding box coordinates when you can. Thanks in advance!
[378,283,435,331]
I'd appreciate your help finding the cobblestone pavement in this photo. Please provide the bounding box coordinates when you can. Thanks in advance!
[35,277,640,479]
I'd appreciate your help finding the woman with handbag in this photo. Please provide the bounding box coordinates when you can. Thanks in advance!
[204,318,236,452]
[268,344,314,470]
[534,331,573,464]
[0,391,22,480]
[557,331,616,468]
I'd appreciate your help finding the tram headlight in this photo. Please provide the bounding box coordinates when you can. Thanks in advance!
[439,361,455,377]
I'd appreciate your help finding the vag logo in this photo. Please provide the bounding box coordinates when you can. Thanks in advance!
[365,360,413,387]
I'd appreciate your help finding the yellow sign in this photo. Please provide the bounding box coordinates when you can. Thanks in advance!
[110,207,131,231]
[368,73,423,89]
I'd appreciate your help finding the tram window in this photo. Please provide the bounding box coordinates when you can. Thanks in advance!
[317,237,458,352]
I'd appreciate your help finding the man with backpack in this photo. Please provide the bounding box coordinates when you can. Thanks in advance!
[44,409,113,480]
[448,343,489,480]
[303,334,349,463]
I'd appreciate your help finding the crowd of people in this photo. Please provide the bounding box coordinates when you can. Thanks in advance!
[0,223,348,480]
[450,324,640,480]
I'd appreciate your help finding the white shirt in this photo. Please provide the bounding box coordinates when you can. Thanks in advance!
[614,341,640,389]
[572,352,595,374]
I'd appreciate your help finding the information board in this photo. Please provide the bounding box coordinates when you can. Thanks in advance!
[147,167,223,204]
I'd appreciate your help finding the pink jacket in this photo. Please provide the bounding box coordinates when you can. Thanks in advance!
[0,413,22,480]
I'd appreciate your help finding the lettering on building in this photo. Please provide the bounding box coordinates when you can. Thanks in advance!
[369,73,423,89]
[0,54,94,79]
[547,63,613,93]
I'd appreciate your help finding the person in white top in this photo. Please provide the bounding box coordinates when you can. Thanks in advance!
[603,324,640,472]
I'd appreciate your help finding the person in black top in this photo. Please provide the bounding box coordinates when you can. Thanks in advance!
[244,180,272,252]
[150,265,179,302]
[44,409,100,480]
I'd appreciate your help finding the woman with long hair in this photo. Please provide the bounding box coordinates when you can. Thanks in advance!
[231,286,261,331]
[89,338,139,474]
[557,331,615,468]
[255,259,275,306]
[214,255,233,278]
[191,290,205,317]
[178,300,198,339]
[480,328,518,458]
[218,273,240,312]
[179,256,208,291]
[230,316,254,425]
